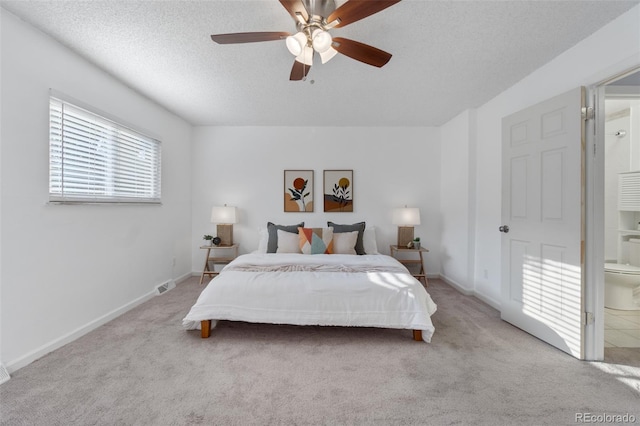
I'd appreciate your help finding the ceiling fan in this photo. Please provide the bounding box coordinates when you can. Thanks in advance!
[210,0,401,81]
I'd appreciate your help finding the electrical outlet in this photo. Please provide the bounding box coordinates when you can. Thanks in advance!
[172,257,176,267]
[483,269,489,279]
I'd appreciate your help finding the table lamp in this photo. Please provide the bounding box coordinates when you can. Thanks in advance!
[392,206,421,247]
[210,205,237,246]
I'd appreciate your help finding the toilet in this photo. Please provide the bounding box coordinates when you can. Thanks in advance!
[604,263,640,310]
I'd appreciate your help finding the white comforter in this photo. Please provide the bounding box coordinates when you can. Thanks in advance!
[182,253,437,342]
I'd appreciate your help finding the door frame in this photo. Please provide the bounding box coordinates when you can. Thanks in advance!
[585,66,640,361]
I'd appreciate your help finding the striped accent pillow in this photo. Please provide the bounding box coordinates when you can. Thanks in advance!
[298,227,334,254]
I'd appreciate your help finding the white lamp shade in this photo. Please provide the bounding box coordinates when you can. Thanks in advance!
[286,32,307,56]
[311,29,332,53]
[210,206,237,224]
[319,47,338,64]
[392,207,421,226]
[295,45,314,66]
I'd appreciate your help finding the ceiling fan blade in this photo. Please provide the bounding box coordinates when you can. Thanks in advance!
[290,60,311,81]
[331,37,392,67]
[327,0,401,28]
[279,0,309,23]
[211,32,290,44]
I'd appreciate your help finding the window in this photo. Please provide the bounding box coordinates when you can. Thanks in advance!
[49,95,161,203]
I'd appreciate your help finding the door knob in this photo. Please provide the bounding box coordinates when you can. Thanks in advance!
[499,225,510,233]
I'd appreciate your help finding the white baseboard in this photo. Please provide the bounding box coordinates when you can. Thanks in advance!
[174,272,192,284]
[438,274,501,311]
[439,274,473,295]
[0,364,10,385]
[7,288,157,374]
[8,272,198,373]
[473,290,501,311]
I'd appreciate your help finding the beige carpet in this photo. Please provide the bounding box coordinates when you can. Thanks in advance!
[1,277,638,425]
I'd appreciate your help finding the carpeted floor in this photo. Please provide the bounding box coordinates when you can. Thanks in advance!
[1,277,638,425]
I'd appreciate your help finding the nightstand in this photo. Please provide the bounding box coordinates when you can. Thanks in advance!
[199,244,238,284]
[390,245,429,286]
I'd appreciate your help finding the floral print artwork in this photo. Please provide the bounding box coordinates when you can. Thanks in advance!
[324,170,353,212]
[284,170,313,212]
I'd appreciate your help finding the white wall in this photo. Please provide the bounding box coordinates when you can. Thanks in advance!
[440,5,640,308]
[439,110,476,292]
[0,10,193,371]
[191,126,441,275]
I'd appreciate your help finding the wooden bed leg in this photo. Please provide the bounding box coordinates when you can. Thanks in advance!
[201,320,211,338]
[413,330,422,342]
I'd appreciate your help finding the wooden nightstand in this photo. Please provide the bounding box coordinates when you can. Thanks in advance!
[199,244,238,284]
[390,245,429,286]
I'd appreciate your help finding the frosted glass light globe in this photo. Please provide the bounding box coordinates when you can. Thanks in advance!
[286,32,307,56]
[311,29,332,53]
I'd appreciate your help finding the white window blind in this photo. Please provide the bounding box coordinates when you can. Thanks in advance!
[49,96,161,203]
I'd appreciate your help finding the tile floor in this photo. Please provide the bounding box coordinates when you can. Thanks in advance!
[604,308,640,348]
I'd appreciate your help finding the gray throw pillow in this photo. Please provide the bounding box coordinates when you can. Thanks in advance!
[328,221,366,255]
[267,222,304,253]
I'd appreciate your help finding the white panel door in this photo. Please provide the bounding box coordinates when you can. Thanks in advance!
[501,87,586,359]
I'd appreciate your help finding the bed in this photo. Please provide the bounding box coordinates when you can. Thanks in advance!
[182,224,438,342]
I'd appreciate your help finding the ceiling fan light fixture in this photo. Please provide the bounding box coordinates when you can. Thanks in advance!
[210,0,401,80]
[311,29,332,53]
[319,46,338,64]
[295,45,314,66]
[286,31,307,56]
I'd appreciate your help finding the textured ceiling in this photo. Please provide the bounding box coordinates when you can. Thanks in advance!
[1,0,638,126]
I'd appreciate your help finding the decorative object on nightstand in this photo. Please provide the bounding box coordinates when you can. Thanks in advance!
[392,206,421,247]
[412,237,421,249]
[390,244,429,286]
[212,236,222,246]
[210,204,237,246]
[199,243,239,284]
[203,234,214,246]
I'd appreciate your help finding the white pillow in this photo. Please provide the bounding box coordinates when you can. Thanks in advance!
[332,230,358,255]
[276,229,302,253]
[363,226,379,254]
[256,228,268,253]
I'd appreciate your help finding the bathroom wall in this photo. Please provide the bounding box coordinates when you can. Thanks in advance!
[604,98,640,264]
[604,104,632,262]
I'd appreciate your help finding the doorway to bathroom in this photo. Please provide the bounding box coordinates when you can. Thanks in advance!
[600,69,640,354]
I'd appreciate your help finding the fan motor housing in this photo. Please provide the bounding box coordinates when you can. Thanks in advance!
[303,0,336,19]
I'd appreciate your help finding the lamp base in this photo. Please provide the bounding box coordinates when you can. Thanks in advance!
[397,226,414,248]
[217,224,233,246]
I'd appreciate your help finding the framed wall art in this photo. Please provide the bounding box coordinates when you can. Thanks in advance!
[284,170,314,212]
[323,169,353,212]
